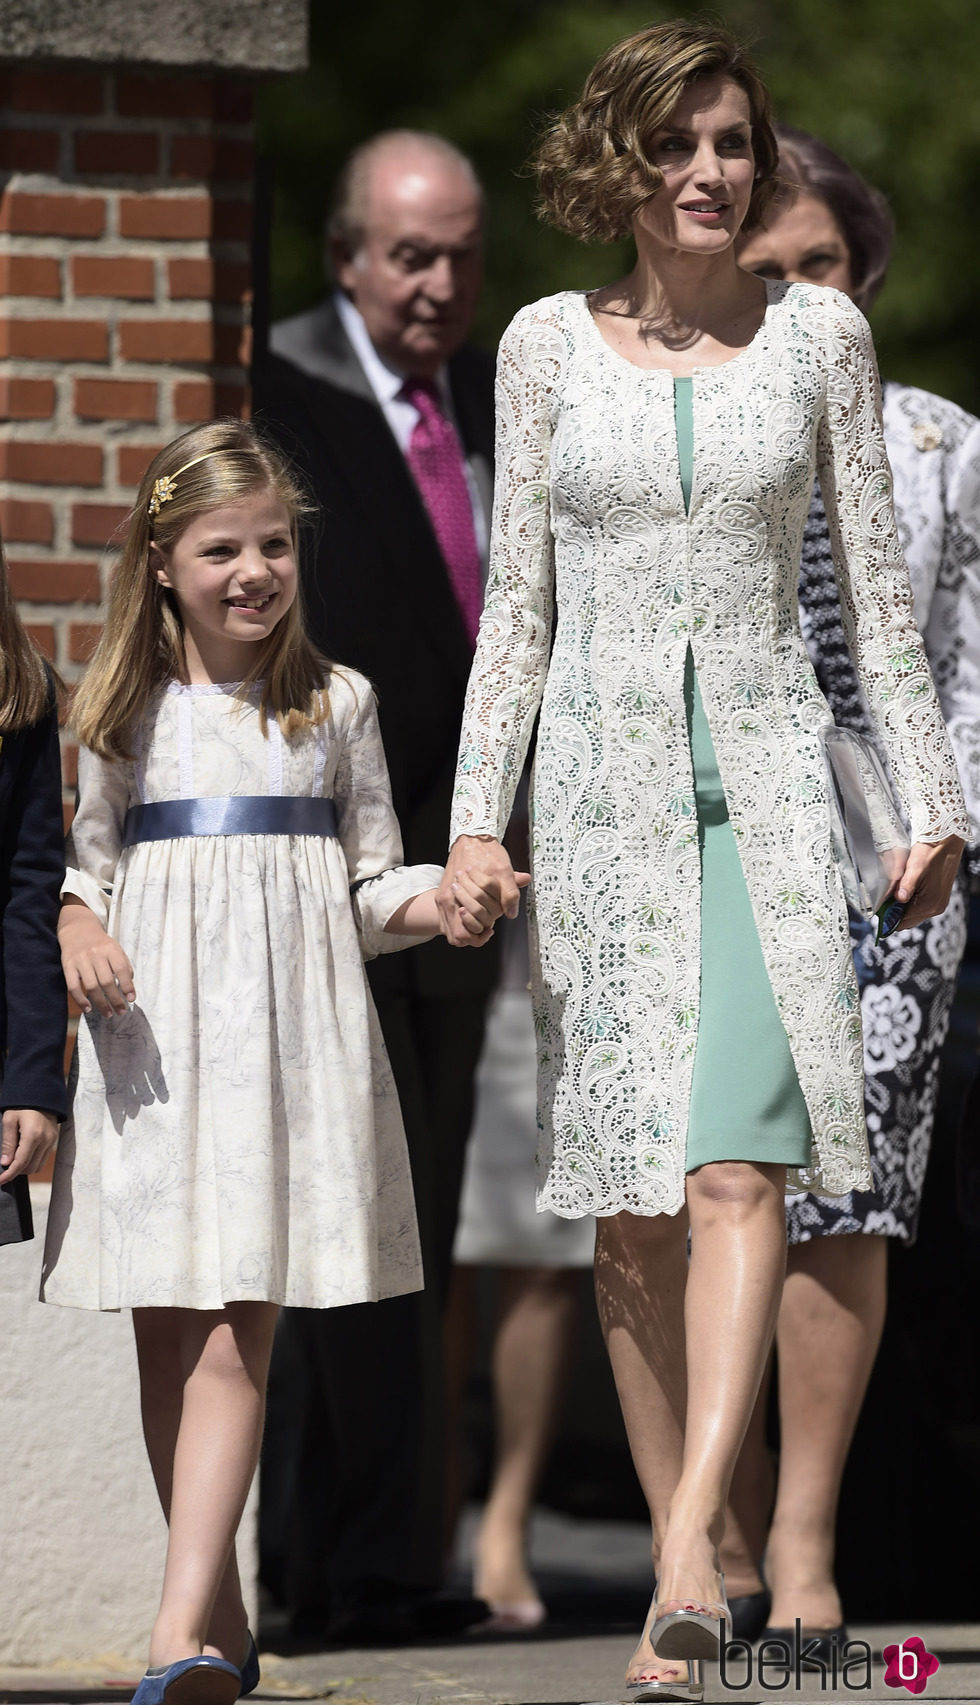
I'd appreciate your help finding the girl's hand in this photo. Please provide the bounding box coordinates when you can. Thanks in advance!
[436,836,522,947]
[0,1108,60,1184]
[449,868,532,947]
[58,896,135,1016]
[895,834,965,930]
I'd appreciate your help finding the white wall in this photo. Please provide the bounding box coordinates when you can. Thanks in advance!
[0,1186,256,1666]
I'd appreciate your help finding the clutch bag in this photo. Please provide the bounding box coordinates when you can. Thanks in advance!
[822,726,909,938]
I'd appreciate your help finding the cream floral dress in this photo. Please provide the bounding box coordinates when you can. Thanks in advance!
[41,670,439,1310]
[449,281,969,1220]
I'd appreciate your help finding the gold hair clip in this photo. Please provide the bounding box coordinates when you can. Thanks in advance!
[147,452,222,519]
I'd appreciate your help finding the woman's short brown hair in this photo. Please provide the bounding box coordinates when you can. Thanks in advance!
[769,125,894,313]
[533,19,779,244]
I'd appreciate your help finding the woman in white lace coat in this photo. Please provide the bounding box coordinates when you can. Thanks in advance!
[436,21,966,1699]
[719,129,980,1654]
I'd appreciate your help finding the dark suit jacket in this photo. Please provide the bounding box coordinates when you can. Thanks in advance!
[253,298,498,998]
[0,684,68,1242]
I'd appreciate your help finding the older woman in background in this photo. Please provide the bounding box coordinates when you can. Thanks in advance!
[725,127,980,1655]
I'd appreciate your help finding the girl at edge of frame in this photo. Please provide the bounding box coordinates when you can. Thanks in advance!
[0,530,67,1242]
[434,18,967,1704]
[39,420,515,1705]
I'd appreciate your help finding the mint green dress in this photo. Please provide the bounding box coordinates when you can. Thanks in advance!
[674,378,811,1171]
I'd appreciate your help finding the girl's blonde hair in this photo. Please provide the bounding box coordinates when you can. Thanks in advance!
[72,420,325,759]
[0,525,54,733]
[533,18,779,244]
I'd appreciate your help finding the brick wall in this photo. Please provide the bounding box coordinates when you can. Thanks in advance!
[0,64,255,814]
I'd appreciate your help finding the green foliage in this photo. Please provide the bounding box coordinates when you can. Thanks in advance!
[258,0,980,409]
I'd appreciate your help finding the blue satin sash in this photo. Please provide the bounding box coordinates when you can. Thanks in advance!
[122,796,338,848]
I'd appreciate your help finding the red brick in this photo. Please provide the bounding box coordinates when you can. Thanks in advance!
[119,319,213,363]
[216,381,249,419]
[62,742,79,787]
[212,199,252,241]
[167,257,213,299]
[0,128,60,172]
[173,379,213,421]
[74,129,160,176]
[74,377,157,422]
[118,195,211,240]
[0,192,105,238]
[0,377,56,420]
[0,442,103,486]
[117,443,164,486]
[0,70,105,116]
[116,74,214,120]
[7,560,101,603]
[214,81,254,124]
[69,621,104,661]
[214,321,249,366]
[25,622,55,657]
[0,255,61,297]
[215,262,251,303]
[71,505,130,548]
[170,135,255,181]
[0,499,53,543]
[72,254,155,299]
[0,319,108,361]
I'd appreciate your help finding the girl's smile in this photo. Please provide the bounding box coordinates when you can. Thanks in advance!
[153,489,297,682]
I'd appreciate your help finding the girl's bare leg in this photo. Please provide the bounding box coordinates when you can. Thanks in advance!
[473,1265,579,1611]
[133,1301,279,1666]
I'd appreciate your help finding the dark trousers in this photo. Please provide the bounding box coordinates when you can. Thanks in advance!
[263,989,488,1611]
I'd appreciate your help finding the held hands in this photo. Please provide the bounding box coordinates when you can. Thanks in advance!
[437,835,529,948]
[0,1108,60,1185]
[894,834,964,930]
[59,895,136,1017]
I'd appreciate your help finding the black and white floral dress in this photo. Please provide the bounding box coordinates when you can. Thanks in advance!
[790,382,980,1244]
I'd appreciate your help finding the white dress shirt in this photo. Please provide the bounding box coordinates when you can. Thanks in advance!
[335,290,489,560]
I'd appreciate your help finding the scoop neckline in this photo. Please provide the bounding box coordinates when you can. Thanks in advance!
[578,277,777,379]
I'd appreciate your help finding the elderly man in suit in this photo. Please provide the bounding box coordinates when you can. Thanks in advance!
[255,131,499,1643]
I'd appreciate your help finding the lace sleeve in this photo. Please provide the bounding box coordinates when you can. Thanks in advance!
[815,292,969,844]
[61,744,134,925]
[922,412,980,851]
[449,302,560,845]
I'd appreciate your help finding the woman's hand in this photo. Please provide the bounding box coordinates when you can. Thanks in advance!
[59,896,135,1016]
[436,835,524,948]
[0,1109,60,1185]
[895,834,965,930]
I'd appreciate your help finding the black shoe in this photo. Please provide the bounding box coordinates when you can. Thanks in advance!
[729,1588,772,1642]
[324,1588,490,1648]
[760,1623,849,1666]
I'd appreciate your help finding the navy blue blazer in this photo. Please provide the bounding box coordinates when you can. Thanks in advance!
[0,684,68,1244]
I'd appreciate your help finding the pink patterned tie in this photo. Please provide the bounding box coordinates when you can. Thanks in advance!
[402,379,483,646]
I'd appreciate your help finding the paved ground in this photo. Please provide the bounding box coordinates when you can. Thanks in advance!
[2,1515,976,1704]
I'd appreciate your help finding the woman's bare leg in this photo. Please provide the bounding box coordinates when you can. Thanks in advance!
[654,1162,787,1613]
[720,1357,775,1598]
[764,1233,887,1628]
[133,1301,279,1666]
[473,1265,580,1611]
[596,1162,786,1682]
[594,1205,690,1686]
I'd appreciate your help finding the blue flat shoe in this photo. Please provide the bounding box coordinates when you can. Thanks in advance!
[239,1634,260,1698]
[131,1656,241,1705]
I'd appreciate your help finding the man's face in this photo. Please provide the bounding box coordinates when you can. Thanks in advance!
[335,151,484,378]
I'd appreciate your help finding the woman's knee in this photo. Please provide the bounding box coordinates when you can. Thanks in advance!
[687,1159,785,1220]
[595,1206,687,1265]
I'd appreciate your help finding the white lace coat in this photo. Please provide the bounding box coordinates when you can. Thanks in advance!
[449,281,969,1219]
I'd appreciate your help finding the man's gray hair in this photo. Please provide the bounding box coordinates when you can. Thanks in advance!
[327,130,484,263]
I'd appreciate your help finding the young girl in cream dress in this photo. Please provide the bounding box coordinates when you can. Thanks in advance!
[41,422,510,1705]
